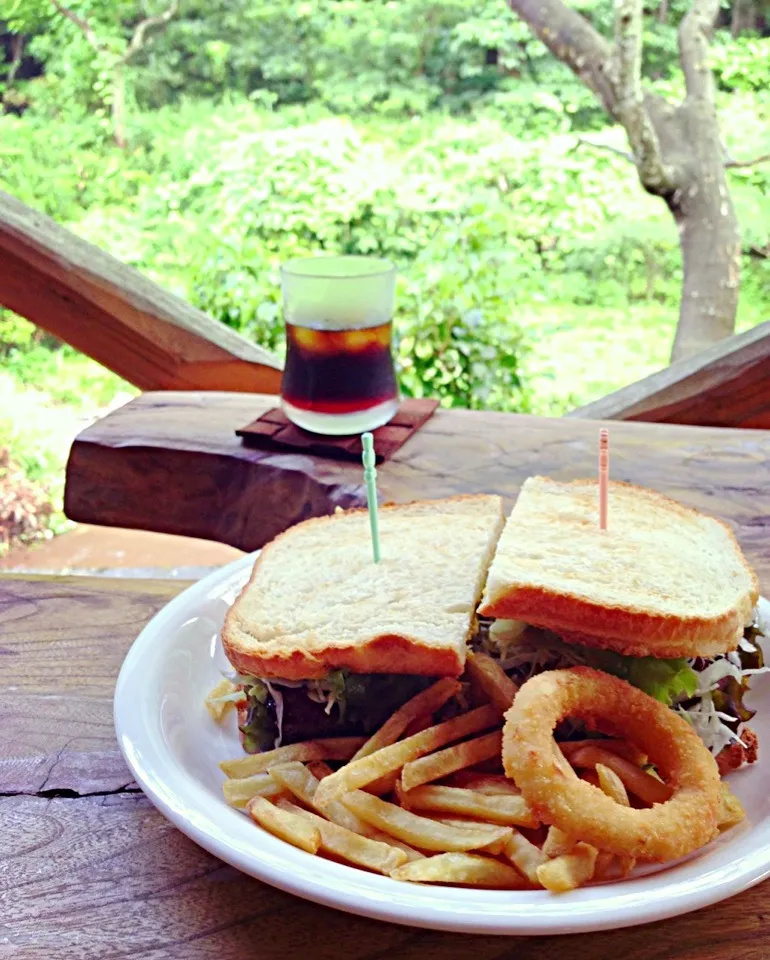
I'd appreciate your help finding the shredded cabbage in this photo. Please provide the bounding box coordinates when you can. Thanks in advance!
[306,670,347,716]
[676,693,747,757]
[486,627,698,703]
[263,680,284,748]
[484,611,768,756]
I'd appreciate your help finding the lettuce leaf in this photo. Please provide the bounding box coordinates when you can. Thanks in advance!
[239,677,277,753]
[330,671,431,730]
[587,650,698,704]
[493,630,698,706]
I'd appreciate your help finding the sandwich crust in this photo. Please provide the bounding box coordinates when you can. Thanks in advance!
[480,477,759,659]
[485,592,745,659]
[224,630,465,680]
[222,494,504,680]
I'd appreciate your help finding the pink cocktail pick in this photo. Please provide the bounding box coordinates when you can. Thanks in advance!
[599,428,609,531]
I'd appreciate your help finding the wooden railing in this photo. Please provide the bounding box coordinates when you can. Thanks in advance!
[0,191,282,394]
[1,192,768,427]
[570,321,770,428]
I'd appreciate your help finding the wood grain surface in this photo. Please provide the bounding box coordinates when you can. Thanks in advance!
[64,391,770,585]
[0,191,282,394]
[2,575,770,960]
[571,321,770,428]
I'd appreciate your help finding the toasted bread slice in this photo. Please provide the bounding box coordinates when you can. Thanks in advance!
[479,477,758,658]
[223,495,505,680]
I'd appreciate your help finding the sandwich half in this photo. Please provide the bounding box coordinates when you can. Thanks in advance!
[221,494,504,751]
[478,477,765,771]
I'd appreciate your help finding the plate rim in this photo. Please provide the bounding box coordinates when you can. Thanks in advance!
[114,553,770,936]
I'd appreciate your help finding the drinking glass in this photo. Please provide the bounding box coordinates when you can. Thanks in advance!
[279,256,399,435]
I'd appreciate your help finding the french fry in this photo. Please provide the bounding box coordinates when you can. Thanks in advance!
[267,761,375,836]
[276,800,407,874]
[314,704,500,805]
[717,781,746,831]
[247,796,321,854]
[569,746,672,806]
[306,760,335,779]
[402,714,435,739]
[351,678,461,761]
[391,853,530,889]
[558,738,646,766]
[400,731,503,792]
[593,851,636,881]
[220,737,367,779]
[596,762,630,806]
[370,833,426,861]
[365,771,401,796]
[444,772,521,795]
[476,836,508,856]
[222,772,285,808]
[419,817,509,856]
[398,784,538,827]
[536,842,598,893]
[465,652,518,713]
[503,830,549,885]
[542,825,575,858]
[340,790,512,852]
[205,678,244,721]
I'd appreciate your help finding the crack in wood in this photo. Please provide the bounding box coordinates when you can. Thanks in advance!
[0,784,141,800]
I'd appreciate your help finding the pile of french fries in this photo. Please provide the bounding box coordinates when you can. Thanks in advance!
[212,653,745,892]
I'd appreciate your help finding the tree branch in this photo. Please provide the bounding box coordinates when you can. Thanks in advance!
[614,0,643,110]
[572,138,634,162]
[678,0,721,99]
[49,0,105,51]
[506,0,618,117]
[6,35,25,85]
[725,152,770,169]
[614,0,675,193]
[122,0,180,64]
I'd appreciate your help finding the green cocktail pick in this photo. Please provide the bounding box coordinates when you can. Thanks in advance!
[361,432,381,563]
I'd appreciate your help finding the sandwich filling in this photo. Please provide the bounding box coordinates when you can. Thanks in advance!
[230,673,434,752]
[213,610,768,758]
[481,608,768,764]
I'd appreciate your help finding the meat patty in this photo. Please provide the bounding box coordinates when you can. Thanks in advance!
[717,726,758,776]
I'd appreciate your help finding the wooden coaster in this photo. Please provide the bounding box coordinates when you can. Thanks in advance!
[236,398,439,463]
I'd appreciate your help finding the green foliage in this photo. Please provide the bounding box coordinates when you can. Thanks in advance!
[2,96,767,419]
[0,310,39,352]
[396,226,530,410]
[136,0,558,116]
[712,37,770,93]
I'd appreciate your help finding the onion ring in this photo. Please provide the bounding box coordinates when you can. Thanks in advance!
[502,667,722,861]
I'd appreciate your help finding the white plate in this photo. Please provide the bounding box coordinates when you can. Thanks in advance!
[114,554,770,935]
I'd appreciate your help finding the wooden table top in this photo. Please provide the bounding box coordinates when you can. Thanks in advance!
[2,573,770,960]
[65,392,770,582]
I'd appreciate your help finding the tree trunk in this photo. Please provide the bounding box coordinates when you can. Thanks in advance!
[667,104,741,362]
[7,34,25,85]
[505,0,743,363]
[731,0,756,36]
[111,65,127,148]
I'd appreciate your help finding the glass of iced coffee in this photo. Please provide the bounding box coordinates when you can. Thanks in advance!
[279,256,399,435]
